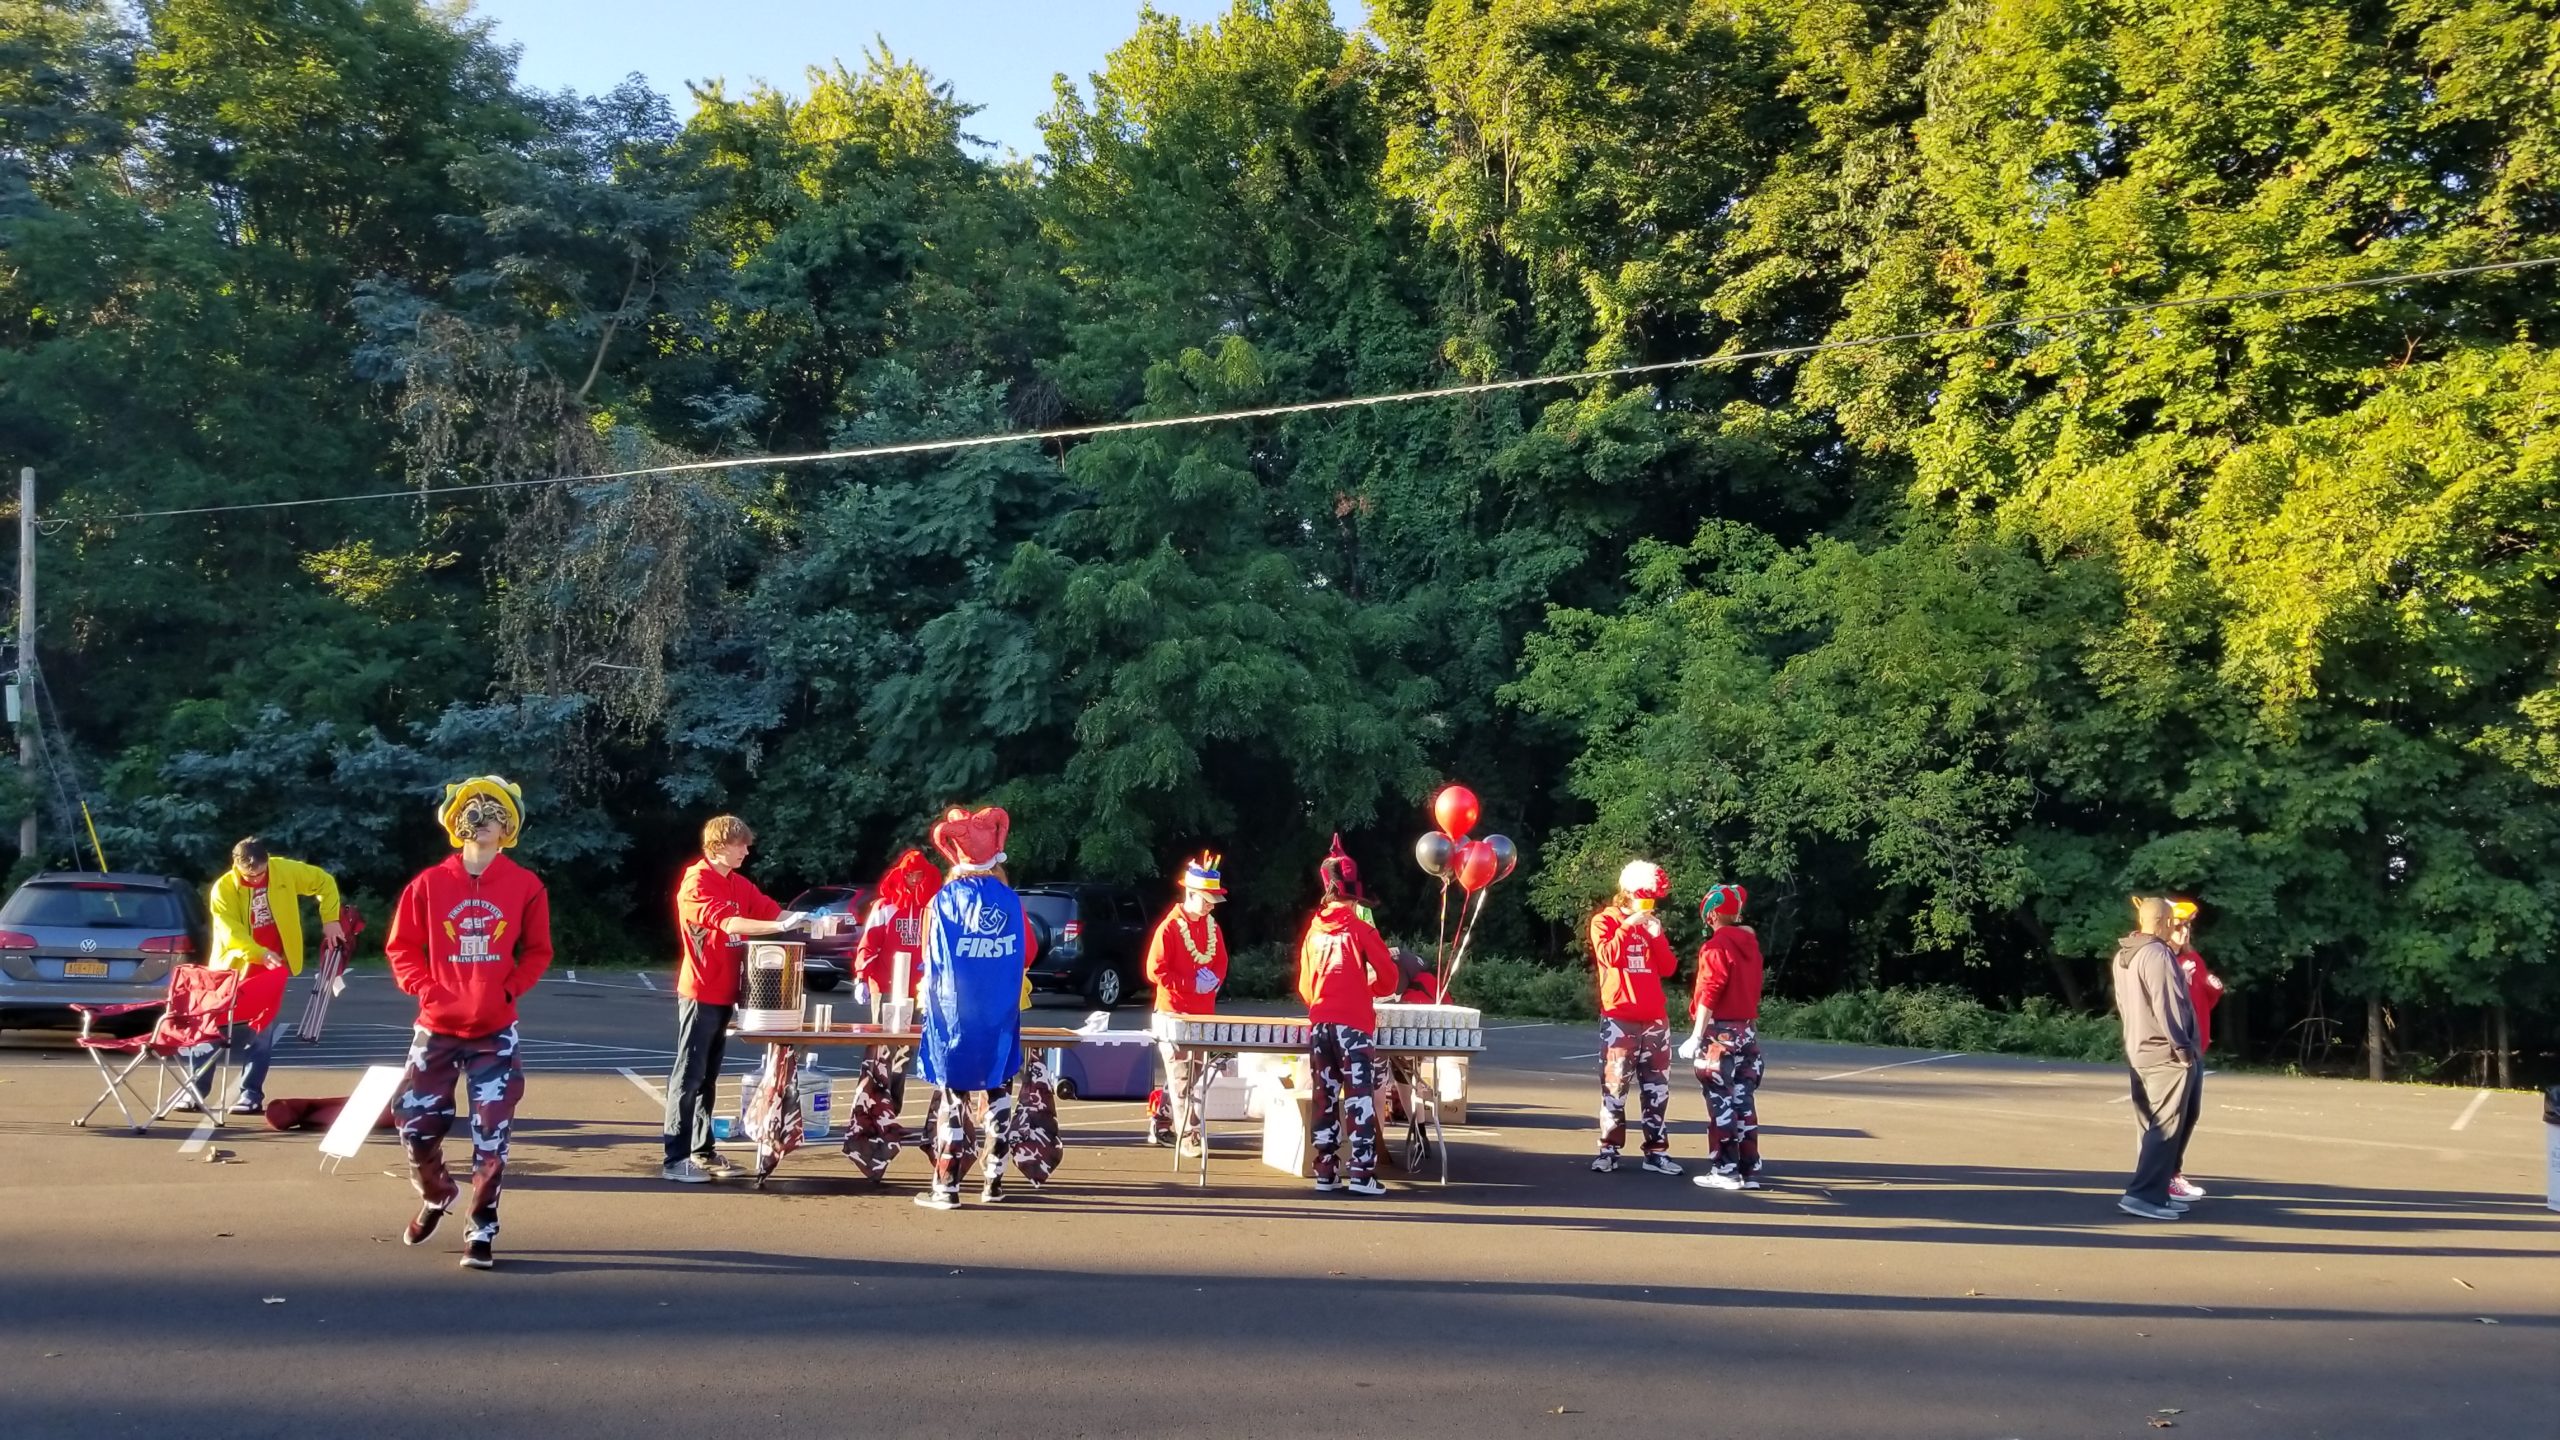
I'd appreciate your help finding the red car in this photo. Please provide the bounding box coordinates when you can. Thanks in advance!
[782,885,872,993]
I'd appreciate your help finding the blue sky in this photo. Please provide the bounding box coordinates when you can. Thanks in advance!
[463,1,1368,160]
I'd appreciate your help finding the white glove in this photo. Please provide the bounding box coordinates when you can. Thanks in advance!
[777,910,808,930]
[1676,1032,1702,1061]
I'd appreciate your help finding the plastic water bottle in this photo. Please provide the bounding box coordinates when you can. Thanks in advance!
[801,1056,833,1140]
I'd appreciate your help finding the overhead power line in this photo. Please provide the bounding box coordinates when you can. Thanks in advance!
[54,253,2560,528]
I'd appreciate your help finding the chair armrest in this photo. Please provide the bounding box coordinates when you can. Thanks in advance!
[69,1000,165,1018]
[70,999,166,1039]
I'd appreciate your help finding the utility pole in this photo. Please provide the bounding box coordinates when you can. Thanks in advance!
[17,466,33,863]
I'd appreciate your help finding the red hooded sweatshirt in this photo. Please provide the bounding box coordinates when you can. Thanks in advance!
[1296,900,1399,1030]
[1692,924,1764,1024]
[2178,947,2225,1054]
[1146,905,1229,1016]
[1589,906,1675,1023]
[386,853,554,1038]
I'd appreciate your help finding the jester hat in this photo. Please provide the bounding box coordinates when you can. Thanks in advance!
[1699,883,1748,923]
[931,806,1009,873]
[437,775,524,849]
[876,848,943,910]
[1319,833,1363,900]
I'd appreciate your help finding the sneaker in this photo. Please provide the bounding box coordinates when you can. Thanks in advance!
[402,1202,450,1246]
[230,1096,265,1115]
[2164,1199,2191,1214]
[694,1152,746,1180]
[661,1159,711,1185]
[1311,1176,1338,1193]
[1178,1136,1204,1159]
[460,1239,494,1270]
[1591,1153,1620,1174]
[1693,1168,1746,1191]
[2168,1175,2207,1201]
[174,1097,207,1115]
[2117,1194,2181,1221]
[1343,1177,1387,1197]
[913,1189,960,1211]
[1739,1174,1764,1190]
[1638,1153,1684,1177]
[979,1176,1006,1205]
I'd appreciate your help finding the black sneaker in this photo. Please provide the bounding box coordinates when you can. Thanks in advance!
[461,1239,494,1270]
[1591,1153,1620,1174]
[913,1188,960,1211]
[1343,1177,1387,1197]
[403,1202,450,1246]
[1639,1153,1685,1177]
[979,1176,1006,1204]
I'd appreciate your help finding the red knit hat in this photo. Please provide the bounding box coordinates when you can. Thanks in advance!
[1700,883,1748,922]
[930,806,1009,872]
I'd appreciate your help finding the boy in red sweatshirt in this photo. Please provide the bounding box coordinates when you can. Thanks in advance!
[1296,842,1400,1196]
[1682,883,1765,1192]
[386,776,554,1270]
[1588,860,1683,1176]
[2168,899,2221,1202]
[1145,853,1229,1154]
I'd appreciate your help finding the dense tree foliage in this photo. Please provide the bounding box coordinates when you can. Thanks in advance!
[3,0,2552,1076]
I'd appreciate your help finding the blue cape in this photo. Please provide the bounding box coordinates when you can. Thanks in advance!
[917,874,1027,1091]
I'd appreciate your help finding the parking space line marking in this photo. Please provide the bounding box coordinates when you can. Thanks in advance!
[638,972,655,991]
[176,1119,215,1154]
[1813,1053,1963,1082]
[618,1068,664,1105]
[2451,1089,2491,1131]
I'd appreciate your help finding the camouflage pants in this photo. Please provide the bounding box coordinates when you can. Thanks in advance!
[395,1025,524,1244]
[1308,1023,1380,1184]
[1152,1042,1211,1144]
[1598,1018,1672,1157]
[926,1084,1014,1194]
[1695,1024,1765,1175]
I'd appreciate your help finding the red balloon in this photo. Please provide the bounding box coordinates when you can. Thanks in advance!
[1433,784,1481,841]
[1455,839,1499,894]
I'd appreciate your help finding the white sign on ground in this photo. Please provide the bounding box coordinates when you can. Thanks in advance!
[318,1065,404,1171]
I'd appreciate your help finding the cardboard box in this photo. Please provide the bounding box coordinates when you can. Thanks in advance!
[1201,1071,1254,1123]
[1432,1055,1470,1125]
[1261,1090,1316,1177]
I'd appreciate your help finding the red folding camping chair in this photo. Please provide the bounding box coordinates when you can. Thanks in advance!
[71,964,243,1135]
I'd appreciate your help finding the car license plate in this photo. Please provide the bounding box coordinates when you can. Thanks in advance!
[63,959,110,978]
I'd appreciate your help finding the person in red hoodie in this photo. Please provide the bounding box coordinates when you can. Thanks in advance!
[664,814,812,1185]
[1588,860,1683,1176]
[1145,853,1229,1155]
[386,776,554,1271]
[1296,841,1400,1197]
[1681,882,1765,1192]
[2168,898,2221,1203]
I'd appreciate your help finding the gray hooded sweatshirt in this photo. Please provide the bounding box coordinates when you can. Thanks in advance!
[2111,930,2198,1067]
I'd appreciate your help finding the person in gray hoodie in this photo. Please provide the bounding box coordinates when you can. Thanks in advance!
[2112,896,2202,1220]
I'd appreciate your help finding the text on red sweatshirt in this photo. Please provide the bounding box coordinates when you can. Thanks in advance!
[386,853,554,1037]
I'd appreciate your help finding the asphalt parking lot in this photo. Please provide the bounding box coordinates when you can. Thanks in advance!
[2,969,2553,1439]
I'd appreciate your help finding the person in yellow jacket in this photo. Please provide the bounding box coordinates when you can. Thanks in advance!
[189,837,346,1113]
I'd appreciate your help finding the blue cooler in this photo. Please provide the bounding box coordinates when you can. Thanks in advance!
[1058,1032,1157,1100]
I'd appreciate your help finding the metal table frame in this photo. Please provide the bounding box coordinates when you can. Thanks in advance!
[1163,1040,1481,1188]
[730,1024,1087,1188]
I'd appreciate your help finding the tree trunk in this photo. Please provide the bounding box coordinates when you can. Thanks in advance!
[2493,1004,2512,1091]
[2366,996,2386,1082]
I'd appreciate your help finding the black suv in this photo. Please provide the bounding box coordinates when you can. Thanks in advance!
[1018,883,1153,1008]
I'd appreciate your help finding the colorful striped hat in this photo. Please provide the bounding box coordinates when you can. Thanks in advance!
[1182,853,1224,895]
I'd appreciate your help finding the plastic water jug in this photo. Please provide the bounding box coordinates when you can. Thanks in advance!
[801,1058,833,1140]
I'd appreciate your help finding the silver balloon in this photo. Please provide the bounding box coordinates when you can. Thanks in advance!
[1414,831,1455,879]
[1484,834,1519,883]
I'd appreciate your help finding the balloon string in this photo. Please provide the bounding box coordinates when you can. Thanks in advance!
[1433,877,1453,1001]
[1441,889,1491,1002]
